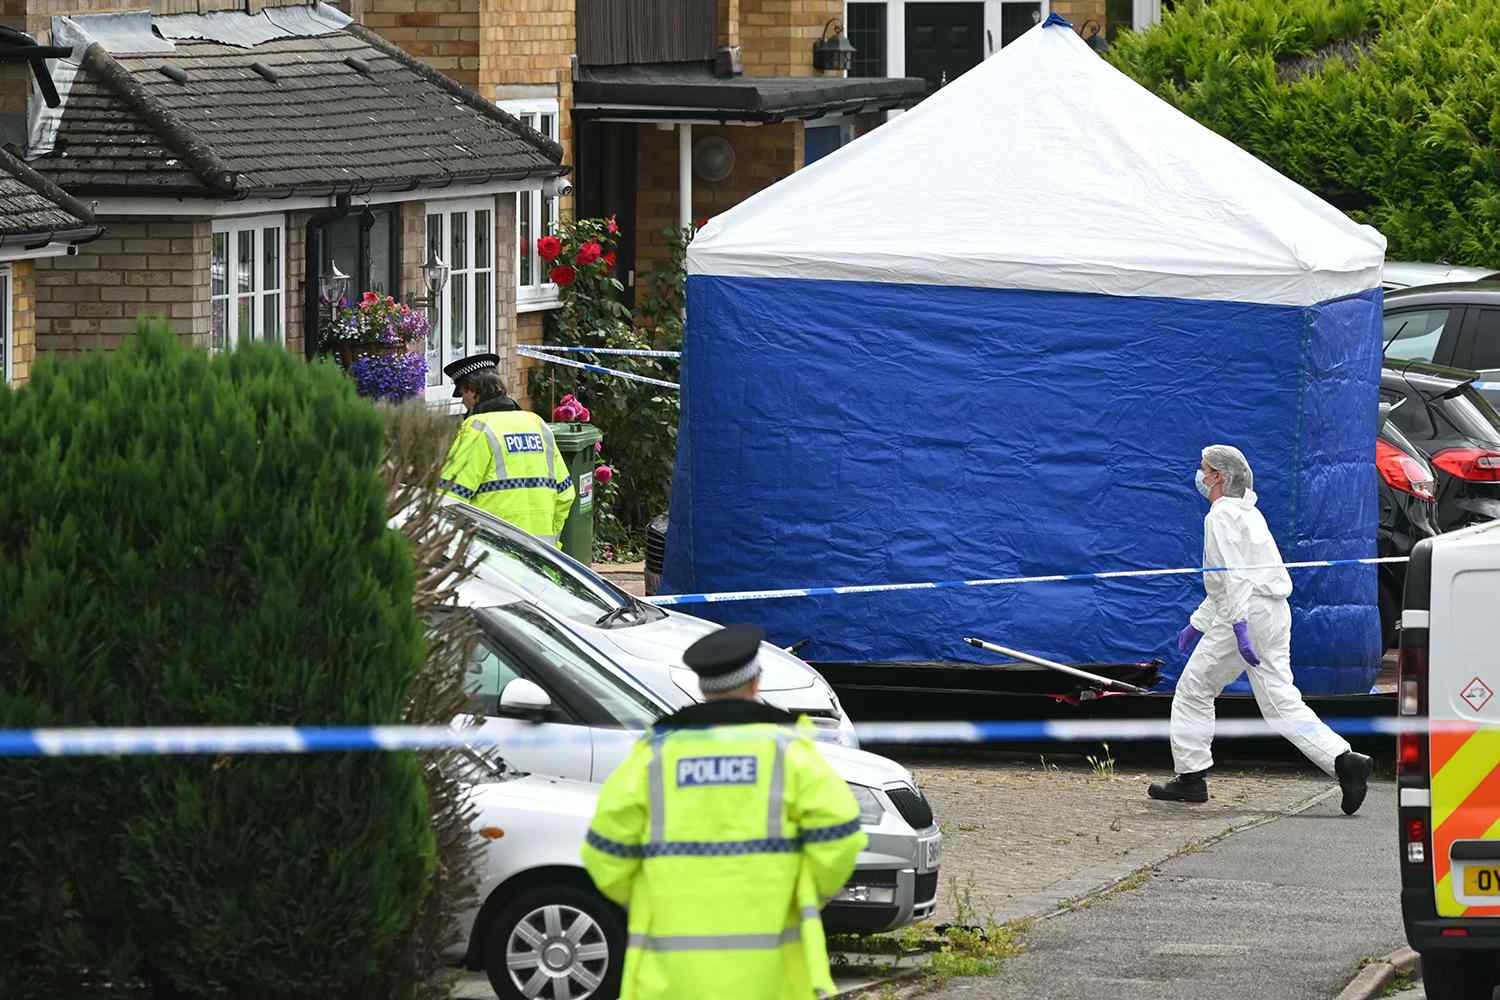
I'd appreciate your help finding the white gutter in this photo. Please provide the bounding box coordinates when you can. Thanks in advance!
[88,177,550,218]
[0,241,86,262]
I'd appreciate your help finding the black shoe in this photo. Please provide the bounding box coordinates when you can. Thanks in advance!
[1336,751,1373,815]
[1148,772,1209,803]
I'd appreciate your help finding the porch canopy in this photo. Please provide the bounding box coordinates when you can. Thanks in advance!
[665,16,1389,695]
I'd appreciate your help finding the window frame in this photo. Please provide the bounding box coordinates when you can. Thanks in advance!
[847,2,888,78]
[0,265,11,386]
[499,98,562,313]
[210,214,287,353]
[1382,306,1458,367]
[423,196,498,403]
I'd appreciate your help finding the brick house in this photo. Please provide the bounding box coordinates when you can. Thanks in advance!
[0,146,102,388]
[8,3,566,403]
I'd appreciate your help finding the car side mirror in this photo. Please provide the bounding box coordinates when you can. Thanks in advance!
[499,677,554,722]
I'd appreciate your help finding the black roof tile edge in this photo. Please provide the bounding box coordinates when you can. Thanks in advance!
[0,144,97,224]
[79,42,239,193]
[344,23,568,173]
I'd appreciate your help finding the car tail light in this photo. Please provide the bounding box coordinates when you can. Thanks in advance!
[1432,447,1500,482]
[1397,643,1428,776]
[1376,439,1438,499]
[1442,928,1469,938]
[1406,817,1428,865]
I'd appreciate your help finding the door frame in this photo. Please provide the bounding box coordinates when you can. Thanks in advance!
[881,0,1050,80]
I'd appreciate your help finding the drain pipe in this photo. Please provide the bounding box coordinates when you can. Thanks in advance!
[303,192,352,361]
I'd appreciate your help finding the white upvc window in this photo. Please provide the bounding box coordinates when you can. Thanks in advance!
[501,98,561,312]
[211,214,286,352]
[424,196,496,403]
[1,265,11,386]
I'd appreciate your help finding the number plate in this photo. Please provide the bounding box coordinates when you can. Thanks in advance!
[1463,865,1500,896]
[922,834,942,870]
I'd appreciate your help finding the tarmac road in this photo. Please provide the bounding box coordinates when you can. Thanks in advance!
[926,781,1403,1000]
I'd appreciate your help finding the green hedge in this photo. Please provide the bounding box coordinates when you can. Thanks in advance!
[0,322,433,998]
[1107,0,1500,266]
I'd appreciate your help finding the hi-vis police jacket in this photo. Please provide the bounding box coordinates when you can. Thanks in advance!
[581,701,866,1000]
[438,409,575,546]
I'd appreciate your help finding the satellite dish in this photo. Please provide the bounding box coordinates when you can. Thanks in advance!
[693,135,736,183]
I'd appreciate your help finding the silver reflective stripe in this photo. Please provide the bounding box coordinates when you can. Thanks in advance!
[536,533,559,544]
[472,418,509,478]
[629,927,801,952]
[539,420,558,482]
[800,906,820,921]
[648,737,666,845]
[767,730,790,839]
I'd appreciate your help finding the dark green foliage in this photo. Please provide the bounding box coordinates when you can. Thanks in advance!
[0,321,433,998]
[1107,0,1500,265]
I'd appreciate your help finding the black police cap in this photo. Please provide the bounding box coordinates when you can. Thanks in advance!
[682,624,766,693]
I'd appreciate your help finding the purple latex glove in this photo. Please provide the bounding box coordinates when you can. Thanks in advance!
[1233,621,1260,666]
[1177,625,1202,655]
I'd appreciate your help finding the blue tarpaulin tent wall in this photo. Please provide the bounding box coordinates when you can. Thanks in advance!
[663,18,1388,694]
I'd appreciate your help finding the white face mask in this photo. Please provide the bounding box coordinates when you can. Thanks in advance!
[1195,468,1213,500]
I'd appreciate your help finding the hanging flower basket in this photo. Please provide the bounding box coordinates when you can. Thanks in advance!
[320,291,432,402]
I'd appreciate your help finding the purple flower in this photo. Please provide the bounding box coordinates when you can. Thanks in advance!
[350,351,428,402]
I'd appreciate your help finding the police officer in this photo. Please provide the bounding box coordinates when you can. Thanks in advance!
[438,353,575,547]
[582,624,866,1000]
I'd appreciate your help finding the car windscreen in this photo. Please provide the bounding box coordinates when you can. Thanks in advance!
[455,511,666,626]
[1433,387,1500,447]
[483,604,661,729]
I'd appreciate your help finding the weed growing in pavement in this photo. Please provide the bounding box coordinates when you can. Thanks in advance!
[1038,754,1061,774]
[1086,743,1117,778]
[1381,968,1416,996]
[926,919,1029,982]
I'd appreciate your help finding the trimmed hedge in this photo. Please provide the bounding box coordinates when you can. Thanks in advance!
[1108,0,1500,266]
[0,322,433,998]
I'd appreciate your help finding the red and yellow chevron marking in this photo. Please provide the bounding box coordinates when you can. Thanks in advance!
[1432,724,1500,917]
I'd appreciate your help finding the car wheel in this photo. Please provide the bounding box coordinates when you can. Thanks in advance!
[1422,950,1498,1000]
[484,884,624,1000]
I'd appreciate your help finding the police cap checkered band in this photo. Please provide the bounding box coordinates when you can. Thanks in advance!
[684,624,765,692]
[443,352,500,386]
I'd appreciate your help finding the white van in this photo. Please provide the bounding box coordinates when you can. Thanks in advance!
[1397,518,1500,998]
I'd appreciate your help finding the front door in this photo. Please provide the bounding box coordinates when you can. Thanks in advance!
[905,3,983,93]
[1000,2,1042,47]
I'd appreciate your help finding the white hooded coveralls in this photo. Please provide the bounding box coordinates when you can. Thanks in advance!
[1170,490,1351,776]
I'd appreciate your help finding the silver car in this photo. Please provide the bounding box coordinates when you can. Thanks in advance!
[438,499,860,749]
[450,598,941,945]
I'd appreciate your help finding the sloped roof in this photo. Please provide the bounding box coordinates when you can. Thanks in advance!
[31,22,565,198]
[0,144,101,246]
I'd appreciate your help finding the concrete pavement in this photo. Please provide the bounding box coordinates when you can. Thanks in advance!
[925,780,1404,1000]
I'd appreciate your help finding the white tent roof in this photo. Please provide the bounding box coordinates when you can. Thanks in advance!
[687,17,1386,307]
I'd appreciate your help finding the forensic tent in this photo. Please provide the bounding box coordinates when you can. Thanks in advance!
[662,15,1388,694]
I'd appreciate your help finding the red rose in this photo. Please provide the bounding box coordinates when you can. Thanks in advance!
[607,215,619,235]
[575,241,602,266]
[549,265,576,287]
[360,291,379,306]
[537,235,563,262]
[594,465,614,485]
[603,251,617,270]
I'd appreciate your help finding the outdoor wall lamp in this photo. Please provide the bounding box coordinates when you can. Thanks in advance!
[406,249,450,313]
[318,261,351,306]
[812,19,856,72]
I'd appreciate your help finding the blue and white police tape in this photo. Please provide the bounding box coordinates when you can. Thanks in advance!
[517,347,680,390]
[525,345,682,359]
[1476,381,1500,391]
[644,555,1411,607]
[0,715,1424,757]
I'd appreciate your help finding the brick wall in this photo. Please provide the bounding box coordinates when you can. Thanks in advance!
[361,0,482,89]
[25,0,247,37]
[739,0,845,77]
[285,209,311,358]
[32,218,213,357]
[1052,0,1109,36]
[7,261,36,386]
[635,121,802,277]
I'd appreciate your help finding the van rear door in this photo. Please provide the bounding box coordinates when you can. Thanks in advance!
[1427,522,1500,917]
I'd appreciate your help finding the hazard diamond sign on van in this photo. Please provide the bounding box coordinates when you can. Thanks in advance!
[1461,676,1494,712]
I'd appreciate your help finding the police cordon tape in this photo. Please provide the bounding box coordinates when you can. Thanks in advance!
[517,347,681,390]
[525,345,683,359]
[0,715,1429,758]
[643,555,1411,607]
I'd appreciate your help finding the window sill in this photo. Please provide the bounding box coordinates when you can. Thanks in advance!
[517,294,562,314]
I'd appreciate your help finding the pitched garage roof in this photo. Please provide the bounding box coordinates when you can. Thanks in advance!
[29,14,565,198]
[0,144,102,251]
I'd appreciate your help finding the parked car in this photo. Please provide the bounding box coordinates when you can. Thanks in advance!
[449,749,624,1000]
[446,597,942,940]
[1381,361,1500,533]
[436,500,860,748]
[1384,281,1500,408]
[1381,261,1499,293]
[1375,405,1440,649]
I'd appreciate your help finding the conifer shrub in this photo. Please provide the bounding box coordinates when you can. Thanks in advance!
[0,320,433,998]
[1108,0,1500,266]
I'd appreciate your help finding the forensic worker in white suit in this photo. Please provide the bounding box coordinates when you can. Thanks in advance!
[1148,445,1374,815]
